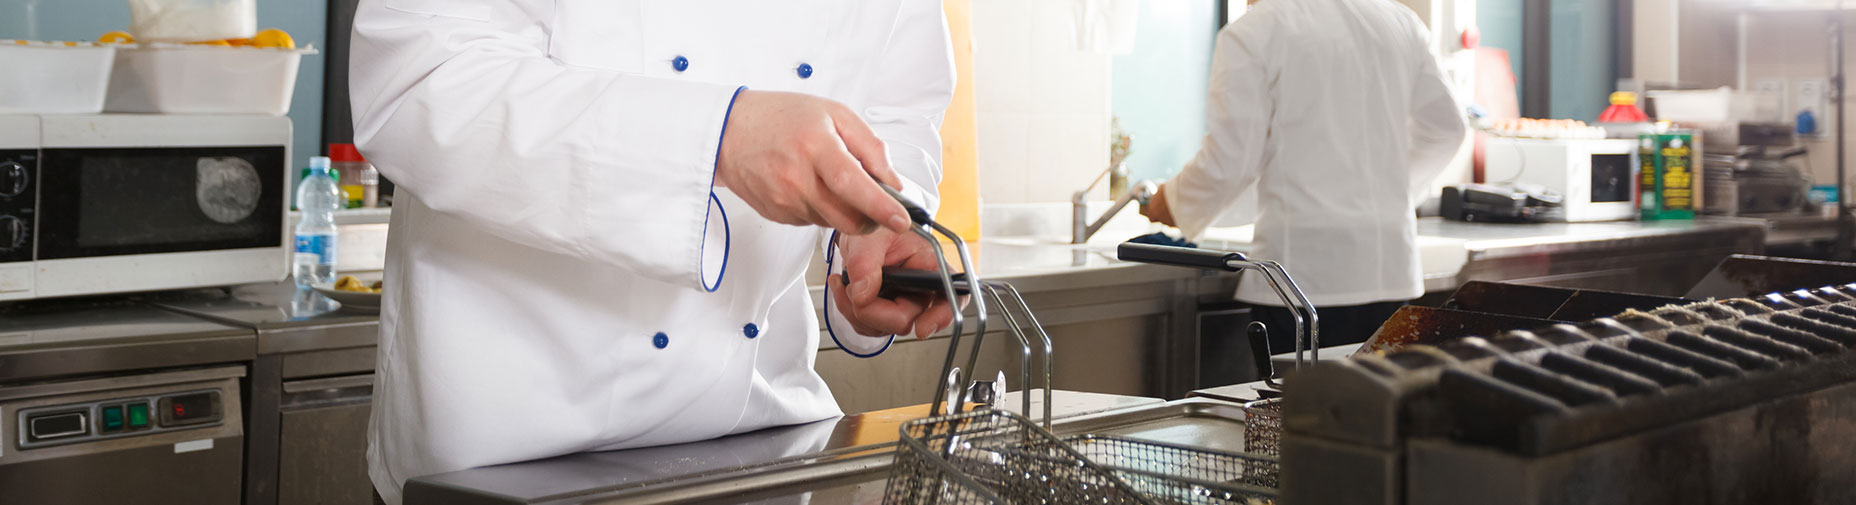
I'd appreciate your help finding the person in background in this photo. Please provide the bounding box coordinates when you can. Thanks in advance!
[1141,0,1469,353]
[346,1,956,503]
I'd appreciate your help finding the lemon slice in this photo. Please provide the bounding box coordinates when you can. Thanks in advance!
[252,28,294,49]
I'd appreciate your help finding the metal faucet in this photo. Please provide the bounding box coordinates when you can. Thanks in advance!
[1073,164,1157,244]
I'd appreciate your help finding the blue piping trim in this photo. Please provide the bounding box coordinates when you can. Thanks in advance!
[823,231,895,358]
[700,193,730,293]
[700,87,746,293]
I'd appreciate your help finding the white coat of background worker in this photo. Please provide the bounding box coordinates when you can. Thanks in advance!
[1142,0,1469,353]
[346,0,956,502]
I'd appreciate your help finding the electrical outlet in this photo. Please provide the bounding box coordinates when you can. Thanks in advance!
[1797,79,1830,137]
[1798,79,1827,114]
[1753,79,1788,121]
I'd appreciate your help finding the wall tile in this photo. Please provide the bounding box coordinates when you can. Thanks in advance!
[969,0,1113,204]
[978,112,1030,204]
[1024,112,1112,203]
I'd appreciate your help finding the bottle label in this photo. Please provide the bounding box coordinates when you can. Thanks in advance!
[294,234,337,266]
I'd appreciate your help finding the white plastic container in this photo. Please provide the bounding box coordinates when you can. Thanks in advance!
[1648,88,1771,124]
[104,44,314,115]
[128,0,257,43]
[0,41,118,114]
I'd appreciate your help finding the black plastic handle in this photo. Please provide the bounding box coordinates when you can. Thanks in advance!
[877,267,972,298]
[1117,243,1247,271]
[1245,321,1274,380]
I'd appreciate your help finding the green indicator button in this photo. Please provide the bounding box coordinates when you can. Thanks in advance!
[100,405,124,433]
[126,403,150,429]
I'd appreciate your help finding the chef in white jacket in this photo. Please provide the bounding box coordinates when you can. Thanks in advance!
[1142,0,1468,353]
[347,1,956,502]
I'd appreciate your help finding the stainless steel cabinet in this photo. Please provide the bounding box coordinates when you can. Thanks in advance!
[278,374,375,505]
[0,366,246,505]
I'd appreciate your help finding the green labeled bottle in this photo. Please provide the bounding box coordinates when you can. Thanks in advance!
[1639,131,1697,220]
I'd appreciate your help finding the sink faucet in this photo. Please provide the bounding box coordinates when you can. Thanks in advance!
[1073,167,1157,244]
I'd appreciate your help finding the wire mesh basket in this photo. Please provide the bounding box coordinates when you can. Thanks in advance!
[884,408,1156,505]
[874,195,1287,505]
[1240,399,1283,459]
[1063,434,1278,504]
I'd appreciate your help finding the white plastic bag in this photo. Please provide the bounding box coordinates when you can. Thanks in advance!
[128,0,256,43]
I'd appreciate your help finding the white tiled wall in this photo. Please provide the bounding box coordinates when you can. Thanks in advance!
[1742,10,1856,188]
[971,0,1115,204]
[1644,5,1856,188]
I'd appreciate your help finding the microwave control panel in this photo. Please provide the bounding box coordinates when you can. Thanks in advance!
[0,149,32,263]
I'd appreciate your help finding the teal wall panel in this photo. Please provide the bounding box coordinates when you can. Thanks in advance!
[1112,0,1218,183]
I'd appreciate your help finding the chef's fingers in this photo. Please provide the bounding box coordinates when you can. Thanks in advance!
[827,274,883,335]
[810,178,876,234]
[816,145,908,233]
[859,295,929,336]
[914,295,958,339]
[832,273,925,335]
[750,197,810,227]
[843,236,887,306]
[807,177,878,234]
[830,109,903,190]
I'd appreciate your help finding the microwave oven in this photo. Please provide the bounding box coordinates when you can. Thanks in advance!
[0,114,291,301]
[1484,137,1639,222]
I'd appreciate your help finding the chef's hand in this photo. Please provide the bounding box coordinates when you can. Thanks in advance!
[828,229,960,339]
[716,90,910,235]
[1140,183,1178,227]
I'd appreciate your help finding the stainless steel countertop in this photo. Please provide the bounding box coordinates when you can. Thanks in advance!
[3,215,1804,365]
[142,282,381,355]
[1419,217,1769,258]
[0,297,254,383]
[404,390,1162,505]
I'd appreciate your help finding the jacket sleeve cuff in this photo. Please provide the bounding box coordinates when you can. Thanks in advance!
[821,231,896,358]
[697,87,746,292]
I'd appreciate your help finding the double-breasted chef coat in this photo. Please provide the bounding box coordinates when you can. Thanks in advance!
[1163,0,1468,308]
[348,1,955,502]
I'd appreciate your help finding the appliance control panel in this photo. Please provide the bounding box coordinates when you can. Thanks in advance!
[0,149,34,264]
[15,389,223,450]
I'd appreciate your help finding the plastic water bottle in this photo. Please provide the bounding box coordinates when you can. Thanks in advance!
[294,156,341,288]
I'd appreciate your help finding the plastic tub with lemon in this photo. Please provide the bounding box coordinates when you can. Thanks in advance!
[103,28,317,115]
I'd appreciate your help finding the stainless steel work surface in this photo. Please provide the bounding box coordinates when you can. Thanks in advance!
[143,282,379,354]
[0,298,253,383]
[404,390,1161,505]
[1190,380,1278,405]
[1049,398,1256,454]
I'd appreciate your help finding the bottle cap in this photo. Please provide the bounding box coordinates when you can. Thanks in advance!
[1609,91,1638,105]
[329,144,367,163]
[304,157,338,182]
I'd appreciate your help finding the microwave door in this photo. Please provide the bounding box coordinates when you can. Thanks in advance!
[36,147,286,266]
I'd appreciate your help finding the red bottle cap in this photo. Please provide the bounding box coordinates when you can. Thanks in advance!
[329,143,367,163]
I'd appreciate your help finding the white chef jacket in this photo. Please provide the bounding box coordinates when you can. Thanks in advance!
[346,1,954,502]
[1165,0,1468,307]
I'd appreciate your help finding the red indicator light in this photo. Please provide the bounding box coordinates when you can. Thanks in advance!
[174,404,186,416]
